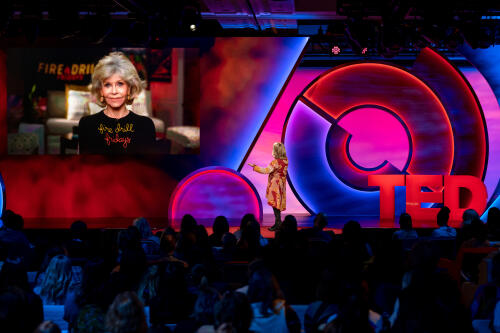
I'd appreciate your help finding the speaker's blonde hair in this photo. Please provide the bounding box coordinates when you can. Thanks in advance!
[272,142,287,159]
[89,52,146,107]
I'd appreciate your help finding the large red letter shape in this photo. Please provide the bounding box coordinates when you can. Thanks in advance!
[368,175,405,220]
[406,175,443,221]
[444,175,487,221]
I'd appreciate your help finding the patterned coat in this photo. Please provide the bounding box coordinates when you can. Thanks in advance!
[253,158,288,211]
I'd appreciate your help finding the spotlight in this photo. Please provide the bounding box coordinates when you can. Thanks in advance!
[180,2,201,34]
[332,45,341,55]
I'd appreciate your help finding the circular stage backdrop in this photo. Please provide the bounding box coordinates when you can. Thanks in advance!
[283,53,487,216]
[169,166,263,223]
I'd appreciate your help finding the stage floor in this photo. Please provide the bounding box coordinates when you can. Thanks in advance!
[22,214,443,237]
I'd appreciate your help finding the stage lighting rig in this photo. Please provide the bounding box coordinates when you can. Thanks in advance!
[344,18,375,56]
[179,1,202,34]
[331,45,341,55]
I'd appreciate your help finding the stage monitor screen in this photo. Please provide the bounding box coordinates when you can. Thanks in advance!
[6,47,200,155]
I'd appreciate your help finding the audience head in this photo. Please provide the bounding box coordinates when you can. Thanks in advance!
[0,260,30,291]
[180,214,197,234]
[394,266,470,333]
[195,224,210,247]
[487,207,500,239]
[39,247,65,276]
[214,291,253,333]
[2,210,24,230]
[118,226,142,251]
[160,227,176,254]
[342,220,362,243]
[240,219,261,252]
[462,209,479,225]
[314,212,328,230]
[399,213,413,231]
[324,280,371,333]
[468,217,487,243]
[137,265,159,306]
[213,216,230,237]
[106,291,147,333]
[79,258,108,307]
[240,213,257,231]
[192,277,220,325]
[222,232,237,252]
[34,321,61,333]
[437,206,451,227]
[247,267,284,316]
[70,220,87,240]
[40,255,72,304]
[282,215,298,233]
[133,217,153,239]
[277,215,300,246]
[488,207,500,224]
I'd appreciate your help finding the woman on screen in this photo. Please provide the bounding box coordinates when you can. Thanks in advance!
[249,142,288,231]
[78,52,155,154]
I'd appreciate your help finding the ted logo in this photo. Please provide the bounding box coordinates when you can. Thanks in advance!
[368,175,487,221]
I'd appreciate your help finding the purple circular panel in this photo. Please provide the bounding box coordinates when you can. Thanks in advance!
[169,166,263,224]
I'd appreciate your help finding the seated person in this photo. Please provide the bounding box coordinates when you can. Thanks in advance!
[300,213,334,243]
[65,220,90,259]
[431,207,456,239]
[0,210,34,268]
[462,209,480,227]
[209,216,230,248]
[34,255,74,305]
[487,207,500,242]
[213,291,253,333]
[247,268,300,333]
[470,251,500,321]
[392,213,418,240]
[133,217,160,256]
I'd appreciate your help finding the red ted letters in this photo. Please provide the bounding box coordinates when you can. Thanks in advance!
[368,175,487,221]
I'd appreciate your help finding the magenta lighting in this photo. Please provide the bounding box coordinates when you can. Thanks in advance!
[168,167,263,225]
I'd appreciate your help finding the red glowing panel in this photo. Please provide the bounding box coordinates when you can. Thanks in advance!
[368,175,405,220]
[303,62,454,178]
[444,175,487,221]
[406,175,443,221]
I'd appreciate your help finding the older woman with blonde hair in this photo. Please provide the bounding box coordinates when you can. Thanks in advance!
[78,51,155,154]
[249,142,288,231]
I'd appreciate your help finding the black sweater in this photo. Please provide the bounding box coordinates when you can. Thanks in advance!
[78,111,156,154]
